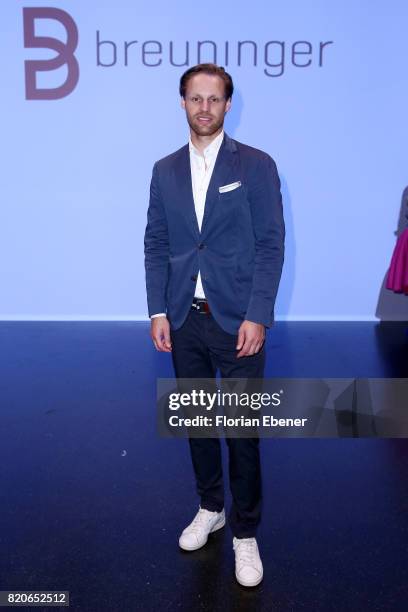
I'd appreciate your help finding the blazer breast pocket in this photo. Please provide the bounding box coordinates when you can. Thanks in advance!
[218,181,244,201]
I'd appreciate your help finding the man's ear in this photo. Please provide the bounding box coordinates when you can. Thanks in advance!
[225,98,232,113]
[180,97,186,109]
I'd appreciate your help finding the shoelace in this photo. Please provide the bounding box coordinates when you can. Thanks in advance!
[235,539,257,567]
[189,509,214,534]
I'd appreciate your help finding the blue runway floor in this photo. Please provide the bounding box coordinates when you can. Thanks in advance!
[0,322,407,611]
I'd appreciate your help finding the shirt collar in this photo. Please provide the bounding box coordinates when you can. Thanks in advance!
[189,130,224,159]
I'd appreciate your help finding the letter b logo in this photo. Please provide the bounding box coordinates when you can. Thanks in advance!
[23,7,79,100]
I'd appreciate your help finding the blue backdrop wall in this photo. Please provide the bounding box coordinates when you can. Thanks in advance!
[2,0,408,320]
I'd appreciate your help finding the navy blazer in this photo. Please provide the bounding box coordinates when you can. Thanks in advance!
[144,133,285,335]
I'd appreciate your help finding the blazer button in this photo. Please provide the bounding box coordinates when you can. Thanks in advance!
[191,275,197,281]
[198,243,205,249]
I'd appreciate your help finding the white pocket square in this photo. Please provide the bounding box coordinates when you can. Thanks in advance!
[218,181,242,193]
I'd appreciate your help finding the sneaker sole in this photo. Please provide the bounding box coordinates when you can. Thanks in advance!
[179,515,226,551]
[235,571,263,587]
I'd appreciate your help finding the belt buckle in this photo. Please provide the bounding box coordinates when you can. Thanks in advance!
[195,299,210,314]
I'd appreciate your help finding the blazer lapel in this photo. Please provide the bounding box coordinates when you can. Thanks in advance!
[201,133,239,235]
[173,133,239,238]
[174,144,200,239]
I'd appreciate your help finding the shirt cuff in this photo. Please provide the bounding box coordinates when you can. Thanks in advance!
[150,313,166,319]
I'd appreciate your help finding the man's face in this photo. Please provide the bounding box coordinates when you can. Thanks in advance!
[181,73,231,137]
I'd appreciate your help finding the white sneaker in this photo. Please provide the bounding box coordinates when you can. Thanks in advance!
[233,537,263,587]
[179,506,225,551]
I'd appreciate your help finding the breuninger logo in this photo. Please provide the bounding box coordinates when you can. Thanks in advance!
[22,7,333,100]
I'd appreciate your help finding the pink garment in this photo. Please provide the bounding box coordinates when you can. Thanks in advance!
[386,228,408,294]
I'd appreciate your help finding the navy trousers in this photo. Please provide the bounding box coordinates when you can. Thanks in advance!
[170,309,265,538]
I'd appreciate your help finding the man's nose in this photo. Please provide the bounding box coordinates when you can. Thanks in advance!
[199,99,210,112]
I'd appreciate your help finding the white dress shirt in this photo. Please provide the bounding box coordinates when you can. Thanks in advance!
[189,129,224,298]
[151,130,224,318]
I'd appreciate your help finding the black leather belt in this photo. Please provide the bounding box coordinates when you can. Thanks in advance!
[191,298,211,314]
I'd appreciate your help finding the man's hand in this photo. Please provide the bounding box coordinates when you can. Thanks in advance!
[151,316,172,352]
[236,320,265,358]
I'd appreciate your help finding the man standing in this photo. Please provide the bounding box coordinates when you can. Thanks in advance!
[144,63,284,587]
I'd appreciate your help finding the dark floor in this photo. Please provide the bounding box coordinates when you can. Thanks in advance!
[0,322,408,611]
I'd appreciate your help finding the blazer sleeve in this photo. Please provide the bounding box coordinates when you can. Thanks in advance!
[144,162,170,316]
[245,154,285,327]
